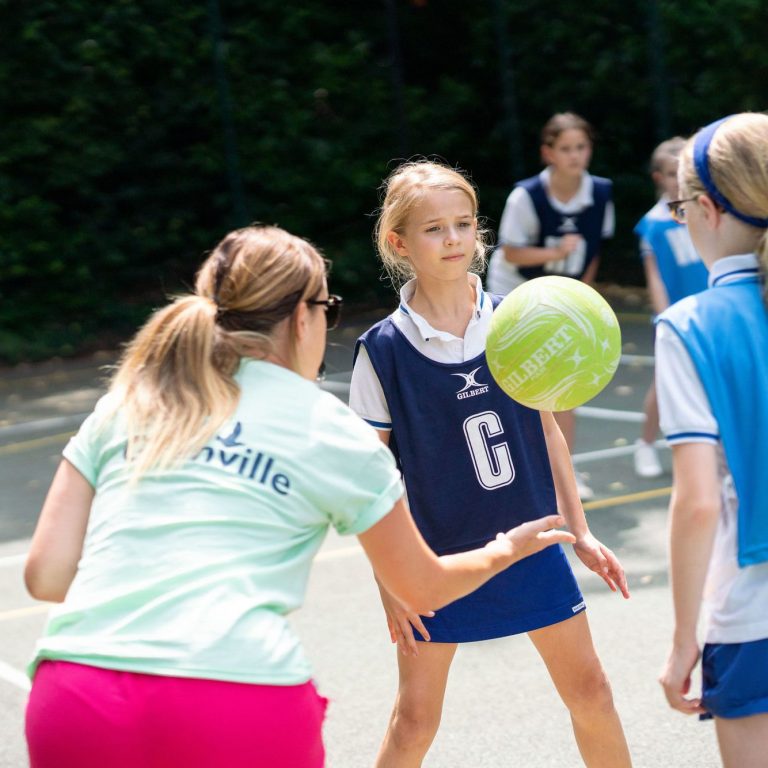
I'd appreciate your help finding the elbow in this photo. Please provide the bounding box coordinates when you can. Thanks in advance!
[671,496,720,527]
[24,559,67,603]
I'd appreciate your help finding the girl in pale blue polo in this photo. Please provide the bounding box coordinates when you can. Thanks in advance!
[23,225,574,768]
[655,113,768,768]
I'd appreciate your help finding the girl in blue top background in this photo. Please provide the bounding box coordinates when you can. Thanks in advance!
[351,160,631,767]
[633,136,709,479]
[485,113,614,500]
[655,113,768,768]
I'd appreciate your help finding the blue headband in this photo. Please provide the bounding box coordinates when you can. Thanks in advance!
[693,116,768,228]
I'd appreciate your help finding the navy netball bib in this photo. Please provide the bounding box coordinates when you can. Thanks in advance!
[355,299,584,640]
[517,174,612,281]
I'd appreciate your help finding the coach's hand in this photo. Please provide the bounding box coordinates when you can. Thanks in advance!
[498,515,576,564]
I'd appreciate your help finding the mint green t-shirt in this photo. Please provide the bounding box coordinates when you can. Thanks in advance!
[30,360,403,685]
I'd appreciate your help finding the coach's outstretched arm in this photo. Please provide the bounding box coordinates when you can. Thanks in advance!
[358,499,574,615]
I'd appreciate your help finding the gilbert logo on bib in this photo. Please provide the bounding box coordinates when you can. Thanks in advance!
[451,367,489,401]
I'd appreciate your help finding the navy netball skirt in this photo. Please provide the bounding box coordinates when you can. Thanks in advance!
[415,543,585,643]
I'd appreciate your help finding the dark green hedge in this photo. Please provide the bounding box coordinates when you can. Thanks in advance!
[1,0,766,362]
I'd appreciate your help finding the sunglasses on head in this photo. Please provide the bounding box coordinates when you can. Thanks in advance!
[306,294,343,331]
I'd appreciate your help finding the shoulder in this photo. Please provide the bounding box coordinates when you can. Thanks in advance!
[314,389,389,450]
[590,175,613,199]
[357,314,399,357]
[359,313,396,342]
[514,175,542,194]
[657,292,709,334]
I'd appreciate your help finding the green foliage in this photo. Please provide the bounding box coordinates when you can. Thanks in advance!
[1,0,766,363]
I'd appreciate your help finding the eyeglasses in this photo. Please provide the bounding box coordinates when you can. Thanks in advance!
[306,294,343,331]
[667,197,697,224]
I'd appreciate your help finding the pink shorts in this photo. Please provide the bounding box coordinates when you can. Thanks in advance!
[26,661,328,768]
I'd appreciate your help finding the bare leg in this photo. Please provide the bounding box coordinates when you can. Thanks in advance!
[554,409,576,454]
[715,713,768,768]
[375,642,458,768]
[528,612,632,767]
[641,382,659,444]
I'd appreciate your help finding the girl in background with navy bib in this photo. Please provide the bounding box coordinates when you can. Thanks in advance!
[656,113,768,768]
[350,160,631,767]
[486,113,614,500]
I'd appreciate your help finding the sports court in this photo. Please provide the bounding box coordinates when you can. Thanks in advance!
[0,293,721,767]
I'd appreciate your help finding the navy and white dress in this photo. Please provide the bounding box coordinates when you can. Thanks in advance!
[350,275,584,642]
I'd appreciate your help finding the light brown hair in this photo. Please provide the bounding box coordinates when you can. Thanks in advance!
[679,112,768,302]
[540,112,595,147]
[109,225,327,477]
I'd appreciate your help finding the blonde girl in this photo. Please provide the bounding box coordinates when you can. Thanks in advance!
[656,113,768,768]
[350,160,631,767]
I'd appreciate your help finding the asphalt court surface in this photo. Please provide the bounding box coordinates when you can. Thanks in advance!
[0,293,722,767]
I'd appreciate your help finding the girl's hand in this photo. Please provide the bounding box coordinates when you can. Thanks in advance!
[659,639,706,715]
[573,532,630,599]
[557,233,583,258]
[377,583,434,657]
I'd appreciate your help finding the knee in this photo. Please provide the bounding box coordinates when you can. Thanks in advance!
[560,664,616,719]
[389,702,442,752]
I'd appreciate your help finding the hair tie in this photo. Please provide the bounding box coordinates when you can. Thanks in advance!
[693,116,768,228]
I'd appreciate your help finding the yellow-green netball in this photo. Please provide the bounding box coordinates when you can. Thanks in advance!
[486,276,621,411]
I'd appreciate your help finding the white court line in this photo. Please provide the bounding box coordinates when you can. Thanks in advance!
[572,438,667,465]
[0,413,88,441]
[576,406,645,423]
[620,353,654,367]
[0,553,27,568]
[0,659,30,692]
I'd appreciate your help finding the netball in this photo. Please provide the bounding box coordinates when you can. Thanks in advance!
[486,276,621,411]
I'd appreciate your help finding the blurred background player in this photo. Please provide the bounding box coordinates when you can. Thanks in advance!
[633,137,709,478]
[485,112,614,499]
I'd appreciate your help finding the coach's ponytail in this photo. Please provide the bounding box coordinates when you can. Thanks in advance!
[109,225,327,479]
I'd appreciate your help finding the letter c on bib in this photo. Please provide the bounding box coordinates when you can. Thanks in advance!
[463,411,515,490]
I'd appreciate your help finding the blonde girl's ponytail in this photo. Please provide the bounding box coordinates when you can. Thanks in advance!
[107,224,327,479]
[757,230,768,307]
